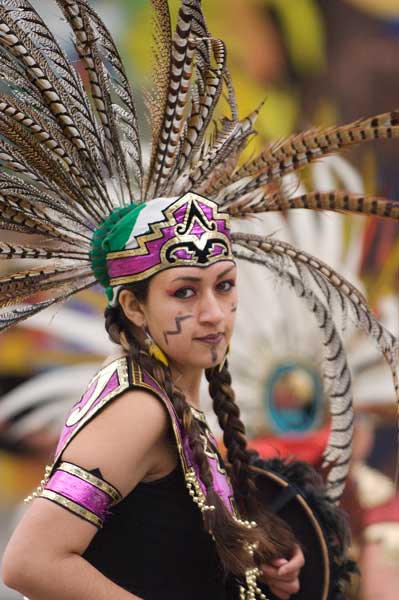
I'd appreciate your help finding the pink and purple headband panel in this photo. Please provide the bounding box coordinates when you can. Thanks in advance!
[107,196,233,283]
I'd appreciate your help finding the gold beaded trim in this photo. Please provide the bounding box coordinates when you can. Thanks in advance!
[58,462,122,504]
[38,489,103,528]
[236,539,270,599]
[185,467,215,513]
[239,566,269,600]
[234,516,258,529]
[24,465,52,504]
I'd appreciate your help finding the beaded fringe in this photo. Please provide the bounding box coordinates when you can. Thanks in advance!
[185,468,216,513]
[239,567,269,599]
[185,469,269,599]
[24,465,52,503]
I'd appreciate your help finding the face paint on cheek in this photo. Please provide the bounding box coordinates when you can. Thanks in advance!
[163,314,193,345]
[231,304,237,313]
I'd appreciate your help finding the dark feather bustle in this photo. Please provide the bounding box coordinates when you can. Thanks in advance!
[250,455,358,598]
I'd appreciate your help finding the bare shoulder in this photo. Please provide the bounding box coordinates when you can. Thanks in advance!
[62,387,170,496]
[1,388,172,570]
[91,386,170,432]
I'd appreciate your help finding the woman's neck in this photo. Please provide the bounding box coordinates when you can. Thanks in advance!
[170,363,203,409]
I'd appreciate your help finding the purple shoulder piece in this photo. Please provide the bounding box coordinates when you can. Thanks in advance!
[35,357,236,521]
[130,362,237,517]
[53,357,130,465]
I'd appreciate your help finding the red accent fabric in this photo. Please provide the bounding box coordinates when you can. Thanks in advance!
[249,425,330,466]
[364,496,399,526]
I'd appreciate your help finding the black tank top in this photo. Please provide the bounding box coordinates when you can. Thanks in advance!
[84,463,238,599]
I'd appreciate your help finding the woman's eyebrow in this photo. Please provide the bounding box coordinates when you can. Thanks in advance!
[171,275,201,282]
[171,265,235,283]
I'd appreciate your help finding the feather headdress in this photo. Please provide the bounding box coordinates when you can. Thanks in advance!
[0,0,397,507]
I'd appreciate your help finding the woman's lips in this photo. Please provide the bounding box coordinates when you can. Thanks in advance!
[195,333,224,344]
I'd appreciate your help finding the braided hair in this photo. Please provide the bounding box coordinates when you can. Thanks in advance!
[105,282,295,576]
[206,363,296,553]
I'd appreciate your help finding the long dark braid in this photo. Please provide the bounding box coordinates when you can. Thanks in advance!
[206,362,297,555]
[104,289,293,575]
[206,362,257,499]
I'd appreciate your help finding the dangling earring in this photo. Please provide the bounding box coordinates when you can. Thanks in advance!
[144,327,169,367]
[218,345,230,372]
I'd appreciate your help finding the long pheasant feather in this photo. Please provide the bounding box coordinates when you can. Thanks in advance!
[0,266,91,306]
[146,0,198,197]
[0,241,89,261]
[216,113,399,204]
[172,38,227,182]
[62,0,143,185]
[0,172,93,233]
[175,103,260,195]
[234,248,354,502]
[0,117,106,225]
[225,190,399,221]
[0,277,95,332]
[0,3,102,167]
[0,196,89,245]
[145,0,172,183]
[56,1,137,202]
[0,88,111,208]
[233,233,399,406]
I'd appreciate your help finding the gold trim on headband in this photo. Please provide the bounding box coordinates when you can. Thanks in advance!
[107,193,234,286]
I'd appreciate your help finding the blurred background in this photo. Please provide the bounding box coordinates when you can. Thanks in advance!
[0,1,398,598]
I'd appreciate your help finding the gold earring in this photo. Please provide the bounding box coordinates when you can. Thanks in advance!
[218,345,230,372]
[144,328,169,367]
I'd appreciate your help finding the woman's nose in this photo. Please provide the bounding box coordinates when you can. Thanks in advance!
[198,292,224,324]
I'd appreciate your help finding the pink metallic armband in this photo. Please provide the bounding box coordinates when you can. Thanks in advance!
[38,462,122,528]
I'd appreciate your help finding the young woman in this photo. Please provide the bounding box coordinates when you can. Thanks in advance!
[0,1,397,598]
[2,195,303,600]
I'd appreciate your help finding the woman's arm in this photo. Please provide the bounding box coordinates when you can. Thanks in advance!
[2,389,172,599]
[2,501,142,600]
